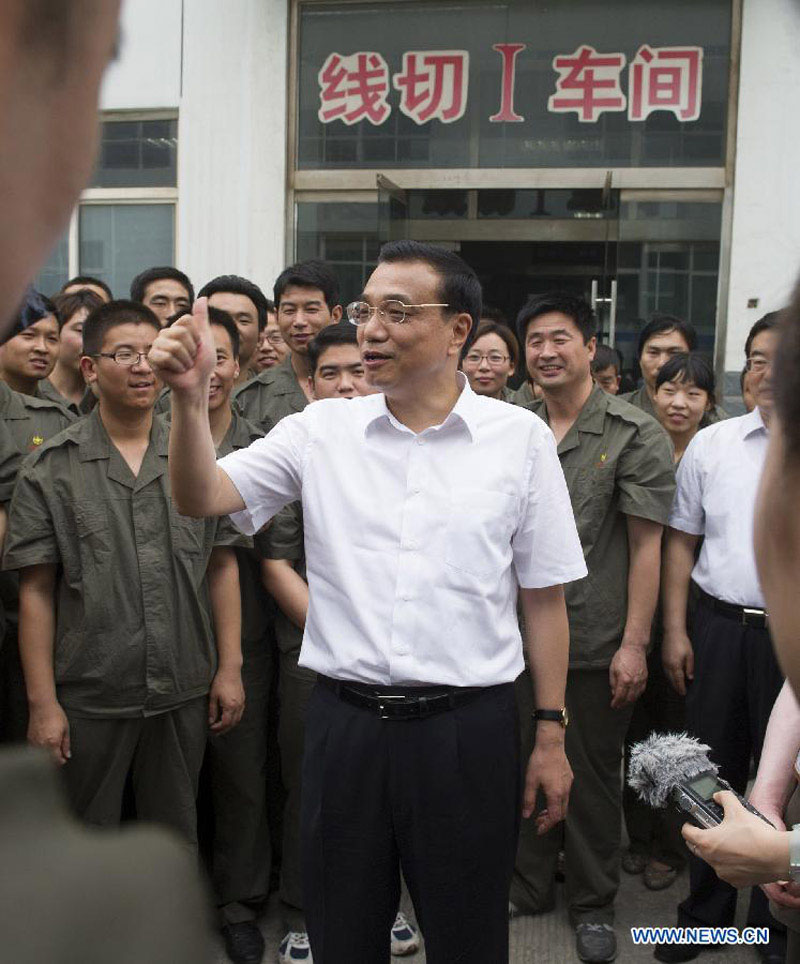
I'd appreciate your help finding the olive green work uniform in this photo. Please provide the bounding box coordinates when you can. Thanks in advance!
[206,410,277,926]
[511,385,675,926]
[621,383,727,429]
[511,379,535,407]
[37,378,96,418]
[0,381,74,741]
[2,409,246,848]
[232,355,306,432]
[261,499,316,926]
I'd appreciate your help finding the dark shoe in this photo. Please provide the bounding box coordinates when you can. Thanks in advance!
[643,860,679,891]
[622,850,647,875]
[222,921,265,964]
[576,923,617,962]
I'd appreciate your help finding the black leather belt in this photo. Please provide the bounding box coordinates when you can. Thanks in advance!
[700,590,768,629]
[318,675,486,720]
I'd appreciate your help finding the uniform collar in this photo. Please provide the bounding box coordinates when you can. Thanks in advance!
[219,408,262,456]
[365,372,477,441]
[535,383,608,454]
[77,408,169,490]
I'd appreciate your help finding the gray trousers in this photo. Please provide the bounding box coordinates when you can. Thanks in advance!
[207,639,274,924]
[64,697,208,851]
[511,667,634,925]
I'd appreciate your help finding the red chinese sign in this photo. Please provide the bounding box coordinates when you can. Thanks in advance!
[317,43,703,126]
[318,52,391,125]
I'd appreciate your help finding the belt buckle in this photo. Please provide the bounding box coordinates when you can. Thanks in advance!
[742,607,766,626]
[377,695,407,719]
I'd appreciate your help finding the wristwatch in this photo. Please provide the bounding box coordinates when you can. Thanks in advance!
[533,708,569,728]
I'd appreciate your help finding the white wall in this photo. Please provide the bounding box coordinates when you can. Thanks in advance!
[177,0,288,294]
[726,0,800,368]
[101,0,183,109]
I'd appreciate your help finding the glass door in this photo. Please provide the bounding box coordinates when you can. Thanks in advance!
[377,174,408,242]
[611,191,723,381]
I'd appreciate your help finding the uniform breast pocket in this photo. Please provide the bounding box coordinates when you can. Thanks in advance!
[444,488,517,579]
[73,501,111,559]
[170,509,206,557]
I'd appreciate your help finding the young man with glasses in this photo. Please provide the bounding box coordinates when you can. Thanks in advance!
[234,261,341,432]
[2,300,246,849]
[149,240,587,963]
[658,313,785,964]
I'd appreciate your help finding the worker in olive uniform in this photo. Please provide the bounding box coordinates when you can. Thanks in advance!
[2,301,246,848]
[621,314,726,427]
[511,292,675,964]
[194,307,276,964]
[233,260,341,431]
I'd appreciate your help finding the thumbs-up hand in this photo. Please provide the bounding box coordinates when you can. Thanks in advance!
[148,296,216,395]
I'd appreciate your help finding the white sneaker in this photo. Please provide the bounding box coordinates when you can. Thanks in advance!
[390,912,420,956]
[278,930,313,963]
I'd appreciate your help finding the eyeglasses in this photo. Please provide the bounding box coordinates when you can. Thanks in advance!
[264,331,286,346]
[463,350,510,367]
[745,356,772,373]
[346,300,449,326]
[95,349,151,367]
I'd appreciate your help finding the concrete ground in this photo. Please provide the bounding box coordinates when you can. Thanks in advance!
[214,865,762,963]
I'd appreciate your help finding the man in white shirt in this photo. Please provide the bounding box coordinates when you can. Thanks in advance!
[660,314,785,964]
[148,240,587,964]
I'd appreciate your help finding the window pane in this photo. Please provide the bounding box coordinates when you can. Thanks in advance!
[79,204,174,298]
[34,231,69,296]
[91,119,178,188]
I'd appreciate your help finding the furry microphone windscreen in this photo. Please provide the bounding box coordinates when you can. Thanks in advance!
[627,732,716,808]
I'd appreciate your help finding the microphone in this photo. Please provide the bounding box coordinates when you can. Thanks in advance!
[628,732,771,830]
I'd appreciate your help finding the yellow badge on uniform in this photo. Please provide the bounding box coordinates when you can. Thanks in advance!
[29,434,44,449]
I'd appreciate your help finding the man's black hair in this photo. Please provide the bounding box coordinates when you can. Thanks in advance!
[2,286,59,344]
[745,310,781,358]
[516,291,596,346]
[198,275,270,331]
[591,343,622,374]
[655,352,716,407]
[377,240,482,347]
[60,274,113,301]
[82,300,161,357]
[52,289,105,329]
[636,313,697,358]
[208,307,240,359]
[130,266,194,305]
[308,321,358,374]
[273,260,341,312]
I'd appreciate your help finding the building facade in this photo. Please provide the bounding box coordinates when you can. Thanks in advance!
[36,0,800,402]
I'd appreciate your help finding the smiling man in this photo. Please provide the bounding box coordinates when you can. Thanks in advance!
[198,275,271,387]
[149,240,587,964]
[233,260,341,432]
[0,289,61,399]
[2,300,246,852]
[512,292,675,964]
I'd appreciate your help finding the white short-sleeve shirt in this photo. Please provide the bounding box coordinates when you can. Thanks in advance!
[218,375,587,686]
[669,407,769,607]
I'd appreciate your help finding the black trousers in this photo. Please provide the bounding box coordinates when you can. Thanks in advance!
[301,679,520,964]
[679,594,784,932]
